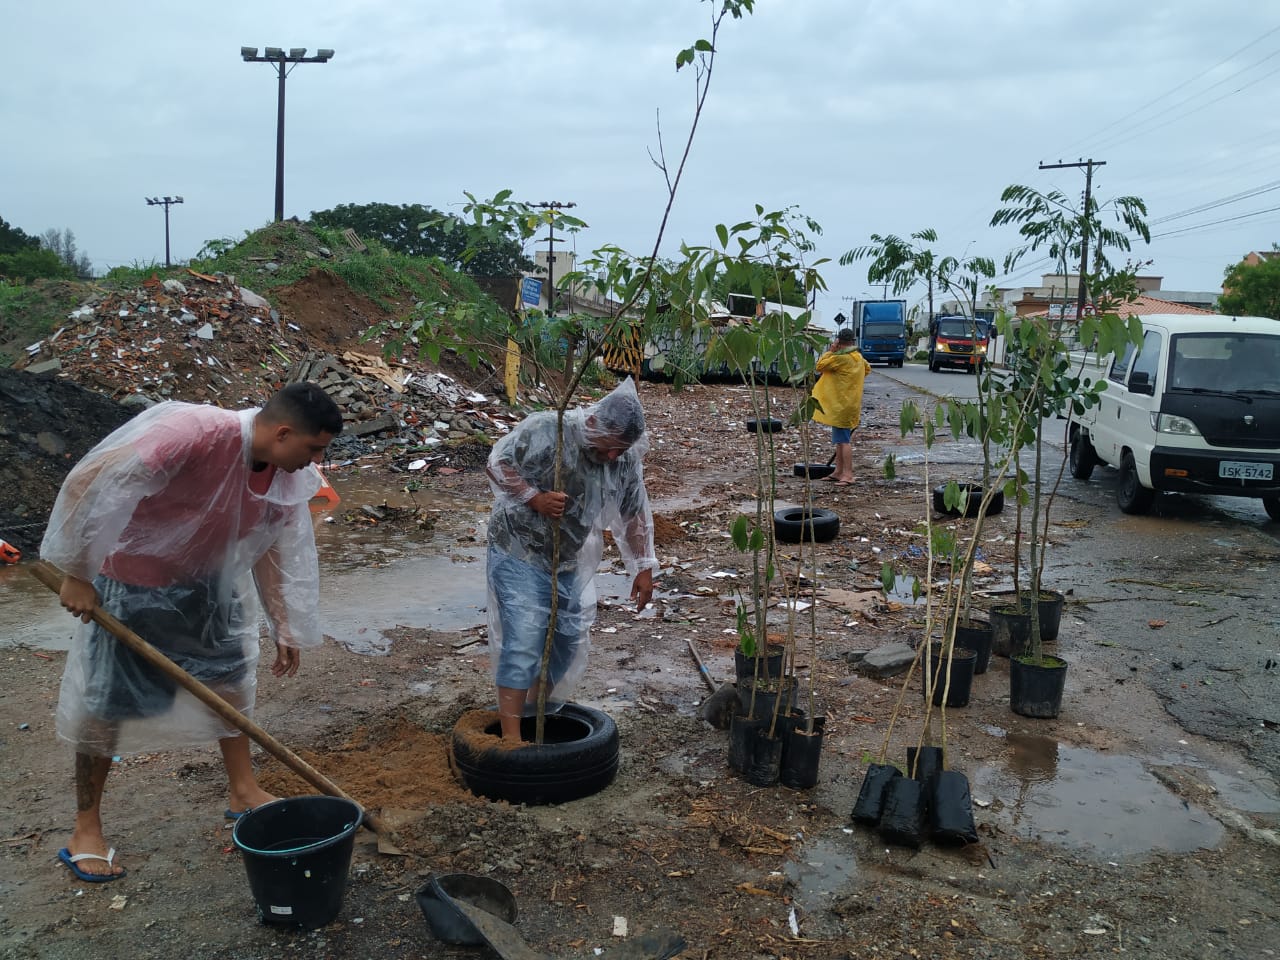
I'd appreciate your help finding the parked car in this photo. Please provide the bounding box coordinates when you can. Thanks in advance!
[1068,313,1280,519]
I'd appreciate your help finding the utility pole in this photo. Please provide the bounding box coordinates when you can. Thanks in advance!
[145,196,184,267]
[1040,158,1105,319]
[532,201,576,316]
[241,47,334,222]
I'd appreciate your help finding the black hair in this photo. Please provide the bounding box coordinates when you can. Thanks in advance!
[261,382,344,436]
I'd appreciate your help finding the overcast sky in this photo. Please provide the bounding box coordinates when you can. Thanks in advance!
[6,1,1280,324]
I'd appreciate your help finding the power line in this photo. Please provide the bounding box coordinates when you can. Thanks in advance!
[1088,58,1280,155]
[1150,204,1280,240]
[1149,179,1280,226]
[1051,24,1280,158]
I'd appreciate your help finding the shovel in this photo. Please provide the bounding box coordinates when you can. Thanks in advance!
[30,560,394,839]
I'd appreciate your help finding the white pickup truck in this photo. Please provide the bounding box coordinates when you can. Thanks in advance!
[1065,313,1280,519]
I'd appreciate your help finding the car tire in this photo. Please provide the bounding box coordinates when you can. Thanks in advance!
[1069,430,1097,480]
[773,507,840,544]
[450,703,620,806]
[1264,497,1280,522]
[1116,451,1154,515]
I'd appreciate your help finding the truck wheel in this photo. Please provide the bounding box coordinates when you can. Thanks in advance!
[1264,497,1280,522]
[928,356,939,373]
[1069,431,1097,480]
[1116,451,1154,514]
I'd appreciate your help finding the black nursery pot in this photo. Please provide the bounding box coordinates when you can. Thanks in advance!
[956,621,993,675]
[1010,654,1068,719]
[905,745,944,786]
[987,589,1064,643]
[779,714,825,790]
[744,729,783,787]
[990,604,1032,657]
[745,417,784,434]
[930,770,979,845]
[727,713,761,773]
[878,776,928,849]
[738,676,797,722]
[734,644,785,682]
[851,763,902,826]
[924,646,977,708]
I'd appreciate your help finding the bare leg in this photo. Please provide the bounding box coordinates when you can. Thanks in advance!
[220,735,278,813]
[496,686,528,741]
[67,751,124,878]
[834,442,855,482]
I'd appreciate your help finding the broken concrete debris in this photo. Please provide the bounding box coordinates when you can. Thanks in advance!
[17,268,513,456]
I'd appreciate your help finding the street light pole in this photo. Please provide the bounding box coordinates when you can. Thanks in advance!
[240,46,334,222]
[145,196,184,267]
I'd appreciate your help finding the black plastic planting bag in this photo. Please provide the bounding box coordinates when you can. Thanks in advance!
[878,776,928,848]
[906,745,943,786]
[851,763,901,826]
[930,770,979,845]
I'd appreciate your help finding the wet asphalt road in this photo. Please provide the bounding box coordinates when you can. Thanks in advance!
[873,363,1280,782]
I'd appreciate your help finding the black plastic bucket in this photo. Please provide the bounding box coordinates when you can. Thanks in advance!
[417,873,518,945]
[233,796,363,930]
[956,621,993,675]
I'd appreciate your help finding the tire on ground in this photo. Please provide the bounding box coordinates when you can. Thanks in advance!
[773,507,839,544]
[1069,430,1097,480]
[1116,451,1154,514]
[450,703,620,805]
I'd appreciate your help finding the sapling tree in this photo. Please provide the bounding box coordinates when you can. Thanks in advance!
[379,0,757,741]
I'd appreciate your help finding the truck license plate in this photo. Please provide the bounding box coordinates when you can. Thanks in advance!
[1219,461,1274,481]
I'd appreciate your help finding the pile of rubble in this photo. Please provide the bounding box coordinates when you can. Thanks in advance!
[17,269,515,460]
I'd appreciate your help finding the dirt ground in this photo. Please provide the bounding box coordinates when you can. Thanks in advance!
[2,317,1278,958]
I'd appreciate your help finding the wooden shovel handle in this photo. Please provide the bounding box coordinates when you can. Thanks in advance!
[30,560,387,837]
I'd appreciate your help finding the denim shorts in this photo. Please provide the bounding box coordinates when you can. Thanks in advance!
[487,546,585,690]
[831,426,853,444]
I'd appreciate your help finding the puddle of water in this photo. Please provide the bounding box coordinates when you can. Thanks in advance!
[1204,769,1280,815]
[785,836,858,908]
[0,563,75,651]
[972,733,1224,858]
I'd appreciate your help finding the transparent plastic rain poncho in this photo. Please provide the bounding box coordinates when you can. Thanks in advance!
[40,401,323,757]
[485,379,658,704]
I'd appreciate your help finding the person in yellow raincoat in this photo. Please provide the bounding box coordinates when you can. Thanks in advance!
[811,328,871,485]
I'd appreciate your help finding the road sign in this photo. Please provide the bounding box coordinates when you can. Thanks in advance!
[521,277,542,306]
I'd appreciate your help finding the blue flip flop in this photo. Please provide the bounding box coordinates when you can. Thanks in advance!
[58,847,126,883]
[225,808,251,821]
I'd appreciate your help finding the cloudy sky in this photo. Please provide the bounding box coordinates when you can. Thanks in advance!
[6,1,1280,323]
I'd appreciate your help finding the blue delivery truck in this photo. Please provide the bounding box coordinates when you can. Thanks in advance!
[852,299,907,367]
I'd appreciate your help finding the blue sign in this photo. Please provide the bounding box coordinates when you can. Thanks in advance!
[521,277,543,306]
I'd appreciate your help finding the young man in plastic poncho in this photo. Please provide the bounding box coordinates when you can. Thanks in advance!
[812,327,871,485]
[41,382,342,881]
[485,379,659,741]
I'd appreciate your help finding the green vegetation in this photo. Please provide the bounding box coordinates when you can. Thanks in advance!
[2,218,512,369]
[0,279,91,365]
[1219,248,1280,319]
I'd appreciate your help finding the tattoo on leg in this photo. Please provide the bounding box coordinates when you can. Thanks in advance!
[75,753,97,812]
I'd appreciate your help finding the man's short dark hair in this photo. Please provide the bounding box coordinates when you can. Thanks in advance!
[262,382,344,435]
[837,328,857,343]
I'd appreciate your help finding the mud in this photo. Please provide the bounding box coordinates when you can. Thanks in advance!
[1,352,1277,959]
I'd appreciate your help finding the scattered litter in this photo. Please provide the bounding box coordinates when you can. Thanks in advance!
[612,916,628,937]
[109,895,127,911]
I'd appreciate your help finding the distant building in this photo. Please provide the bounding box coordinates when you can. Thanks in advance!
[1009,273,1219,317]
